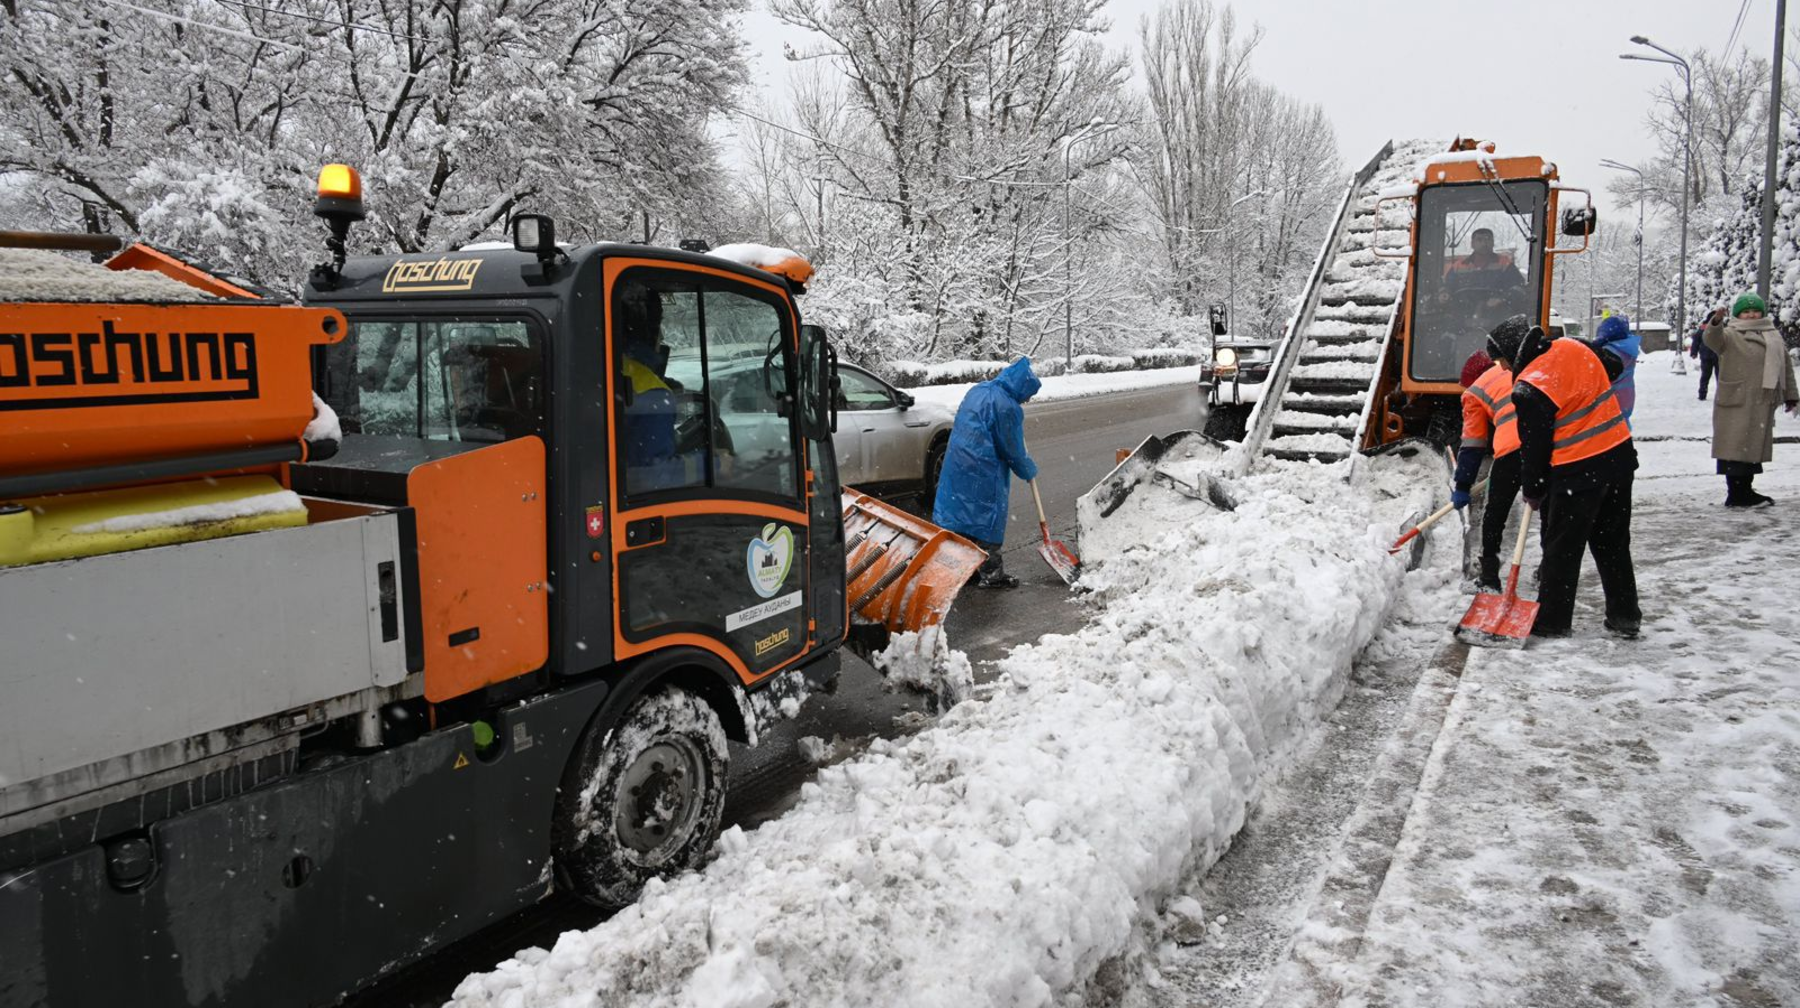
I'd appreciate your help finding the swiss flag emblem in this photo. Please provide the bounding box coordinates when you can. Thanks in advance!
[585,508,605,539]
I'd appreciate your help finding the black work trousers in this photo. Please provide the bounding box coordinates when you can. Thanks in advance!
[1479,451,1523,582]
[1535,472,1641,634]
[1697,357,1718,398]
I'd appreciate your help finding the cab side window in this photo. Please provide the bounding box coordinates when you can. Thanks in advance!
[614,271,799,502]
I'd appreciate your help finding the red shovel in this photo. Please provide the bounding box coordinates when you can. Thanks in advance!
[1454,504,1539,647]
[1390,477,1490,554]
[1029,479,1081,586]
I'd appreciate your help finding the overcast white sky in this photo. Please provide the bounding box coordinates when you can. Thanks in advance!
[739,0,1782,219]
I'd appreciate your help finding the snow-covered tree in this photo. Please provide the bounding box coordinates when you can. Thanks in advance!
[0,0,749,286]
[1685,123,1800,347]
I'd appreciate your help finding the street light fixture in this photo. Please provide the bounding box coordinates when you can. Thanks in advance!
[1620,36,1693,337]
[1063,119,1117,368]
[1599,158,1646,323]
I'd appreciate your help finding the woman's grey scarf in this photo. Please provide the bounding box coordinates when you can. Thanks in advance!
[1727,315,1788,393]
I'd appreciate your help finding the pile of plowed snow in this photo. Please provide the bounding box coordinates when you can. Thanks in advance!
[449,461,1430,1008]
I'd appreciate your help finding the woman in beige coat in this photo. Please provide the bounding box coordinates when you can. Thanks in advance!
[1702,292,1800,507]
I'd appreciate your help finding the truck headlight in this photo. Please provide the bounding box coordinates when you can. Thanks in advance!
[1214,347,1237,367]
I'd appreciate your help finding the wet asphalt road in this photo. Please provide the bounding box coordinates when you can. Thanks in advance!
[342,380,1206,1007]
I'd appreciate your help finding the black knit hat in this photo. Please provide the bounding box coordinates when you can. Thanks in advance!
[1485,314,1546,368]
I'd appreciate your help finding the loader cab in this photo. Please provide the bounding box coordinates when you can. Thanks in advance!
[1407,177,1548,385]
[302,237,847,708]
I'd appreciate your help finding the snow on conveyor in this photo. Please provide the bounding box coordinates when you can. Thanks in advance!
[1264,139,1442,464]
[449,465,1428,1008]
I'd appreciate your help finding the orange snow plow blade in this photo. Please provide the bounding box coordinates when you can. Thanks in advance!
[841,492,986,632]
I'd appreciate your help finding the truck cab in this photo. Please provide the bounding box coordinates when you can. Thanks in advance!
[301,239,849,703]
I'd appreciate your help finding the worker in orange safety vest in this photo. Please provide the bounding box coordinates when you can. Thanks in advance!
[1451,348,1522,592]
[1485,315,1640,640]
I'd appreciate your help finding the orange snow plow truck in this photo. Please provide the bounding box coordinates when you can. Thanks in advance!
[0,169,982,1007]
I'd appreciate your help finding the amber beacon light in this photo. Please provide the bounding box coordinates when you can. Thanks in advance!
[312,164,366,283]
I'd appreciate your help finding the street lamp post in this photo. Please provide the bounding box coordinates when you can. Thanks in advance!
[1621,36,1693,337]
[1063,120,1117,369]
[1758,0,1789,298]
[1599,158,1646,321]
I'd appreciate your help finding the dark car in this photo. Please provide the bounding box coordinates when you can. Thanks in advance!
[1198,340,1274,406]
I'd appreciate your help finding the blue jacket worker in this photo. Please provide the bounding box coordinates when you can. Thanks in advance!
[1593,314,1641,422]
[932,357,1042,588]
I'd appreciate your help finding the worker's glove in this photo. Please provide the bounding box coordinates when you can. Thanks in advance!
[1450,488,1472,510]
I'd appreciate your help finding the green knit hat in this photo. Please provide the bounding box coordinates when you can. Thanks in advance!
[1732,291,1767,317]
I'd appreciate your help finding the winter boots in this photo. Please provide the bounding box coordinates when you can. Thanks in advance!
[1725,475,1775,508]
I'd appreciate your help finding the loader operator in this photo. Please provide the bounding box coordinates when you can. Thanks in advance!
[932,357,1042,589]
[1445,228,1526,330]
[1451,348,1522,593]
[1485,315,1640,640]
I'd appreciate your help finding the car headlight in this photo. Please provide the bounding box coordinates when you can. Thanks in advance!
[1214,347,1237,367]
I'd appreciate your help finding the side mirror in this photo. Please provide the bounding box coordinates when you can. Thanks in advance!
[896,391,915,409]
[799,324,836,440]
[1561,206,1597,237]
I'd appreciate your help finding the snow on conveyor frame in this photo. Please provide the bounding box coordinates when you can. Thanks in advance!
[448,459,1433,1008]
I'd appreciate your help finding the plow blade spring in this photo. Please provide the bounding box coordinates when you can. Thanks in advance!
[840,492,986,633]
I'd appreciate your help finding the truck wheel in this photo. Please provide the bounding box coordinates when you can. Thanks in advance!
[552,687,728,908]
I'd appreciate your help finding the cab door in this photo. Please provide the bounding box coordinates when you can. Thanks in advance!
[604,259,811,683]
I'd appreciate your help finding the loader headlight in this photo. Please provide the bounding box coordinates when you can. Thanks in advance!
[1214,347,1238,367]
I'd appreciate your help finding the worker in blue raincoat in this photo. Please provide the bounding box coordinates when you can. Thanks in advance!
[932,357,1042,588]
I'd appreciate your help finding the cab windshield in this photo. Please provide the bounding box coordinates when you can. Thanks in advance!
[1409,179,1547,382]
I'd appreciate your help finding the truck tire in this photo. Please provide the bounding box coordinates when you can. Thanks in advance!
[552,687,729,908]
[923,438,946,506]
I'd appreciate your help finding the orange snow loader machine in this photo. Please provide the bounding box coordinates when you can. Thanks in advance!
[1360,138,1598,449]
[0,168,981,1008]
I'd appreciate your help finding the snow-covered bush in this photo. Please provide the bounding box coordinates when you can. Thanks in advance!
[1069,354,1135,374]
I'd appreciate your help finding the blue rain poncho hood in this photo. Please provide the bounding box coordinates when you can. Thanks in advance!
[931,358,1041,544]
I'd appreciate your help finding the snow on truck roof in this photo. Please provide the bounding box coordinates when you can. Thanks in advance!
[0,248,218,303]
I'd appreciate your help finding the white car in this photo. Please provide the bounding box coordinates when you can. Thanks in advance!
[832,363,955,500]
[666,352,953,502]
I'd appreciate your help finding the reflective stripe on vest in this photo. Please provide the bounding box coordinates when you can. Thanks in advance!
[1464,364,1520,457]
[1518,340,1631,467]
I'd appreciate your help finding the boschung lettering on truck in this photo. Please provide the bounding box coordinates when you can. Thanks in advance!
[0,323,258,408]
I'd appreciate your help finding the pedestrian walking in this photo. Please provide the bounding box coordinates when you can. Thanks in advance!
[1593,314,1641,423]
[932,357,1042,588]
[1701,294,1800,507]
[1486,315,1640,640]
[1690,321,1719,399]
[1452,348,1521,593]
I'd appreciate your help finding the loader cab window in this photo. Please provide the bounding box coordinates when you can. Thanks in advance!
[613,271,799,503]
[321,317,545,443]
[1410,180,1547,382]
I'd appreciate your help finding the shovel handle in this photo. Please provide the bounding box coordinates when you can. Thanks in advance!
[1503,503,1535,596]
[1030,479,1048,526]
[1388,476,1492,554]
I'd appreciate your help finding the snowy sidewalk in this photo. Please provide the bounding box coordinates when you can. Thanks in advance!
[1283,354,1800,1007]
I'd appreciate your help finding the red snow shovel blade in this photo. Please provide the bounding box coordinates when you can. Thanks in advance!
[1454,589,1539,648]
[1037,521,1081,586]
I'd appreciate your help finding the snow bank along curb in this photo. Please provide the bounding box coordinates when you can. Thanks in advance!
[905,364,1201,416]
[449,465,1420,1008]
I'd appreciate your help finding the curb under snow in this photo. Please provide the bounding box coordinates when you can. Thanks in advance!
[449,462,1425,1008]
